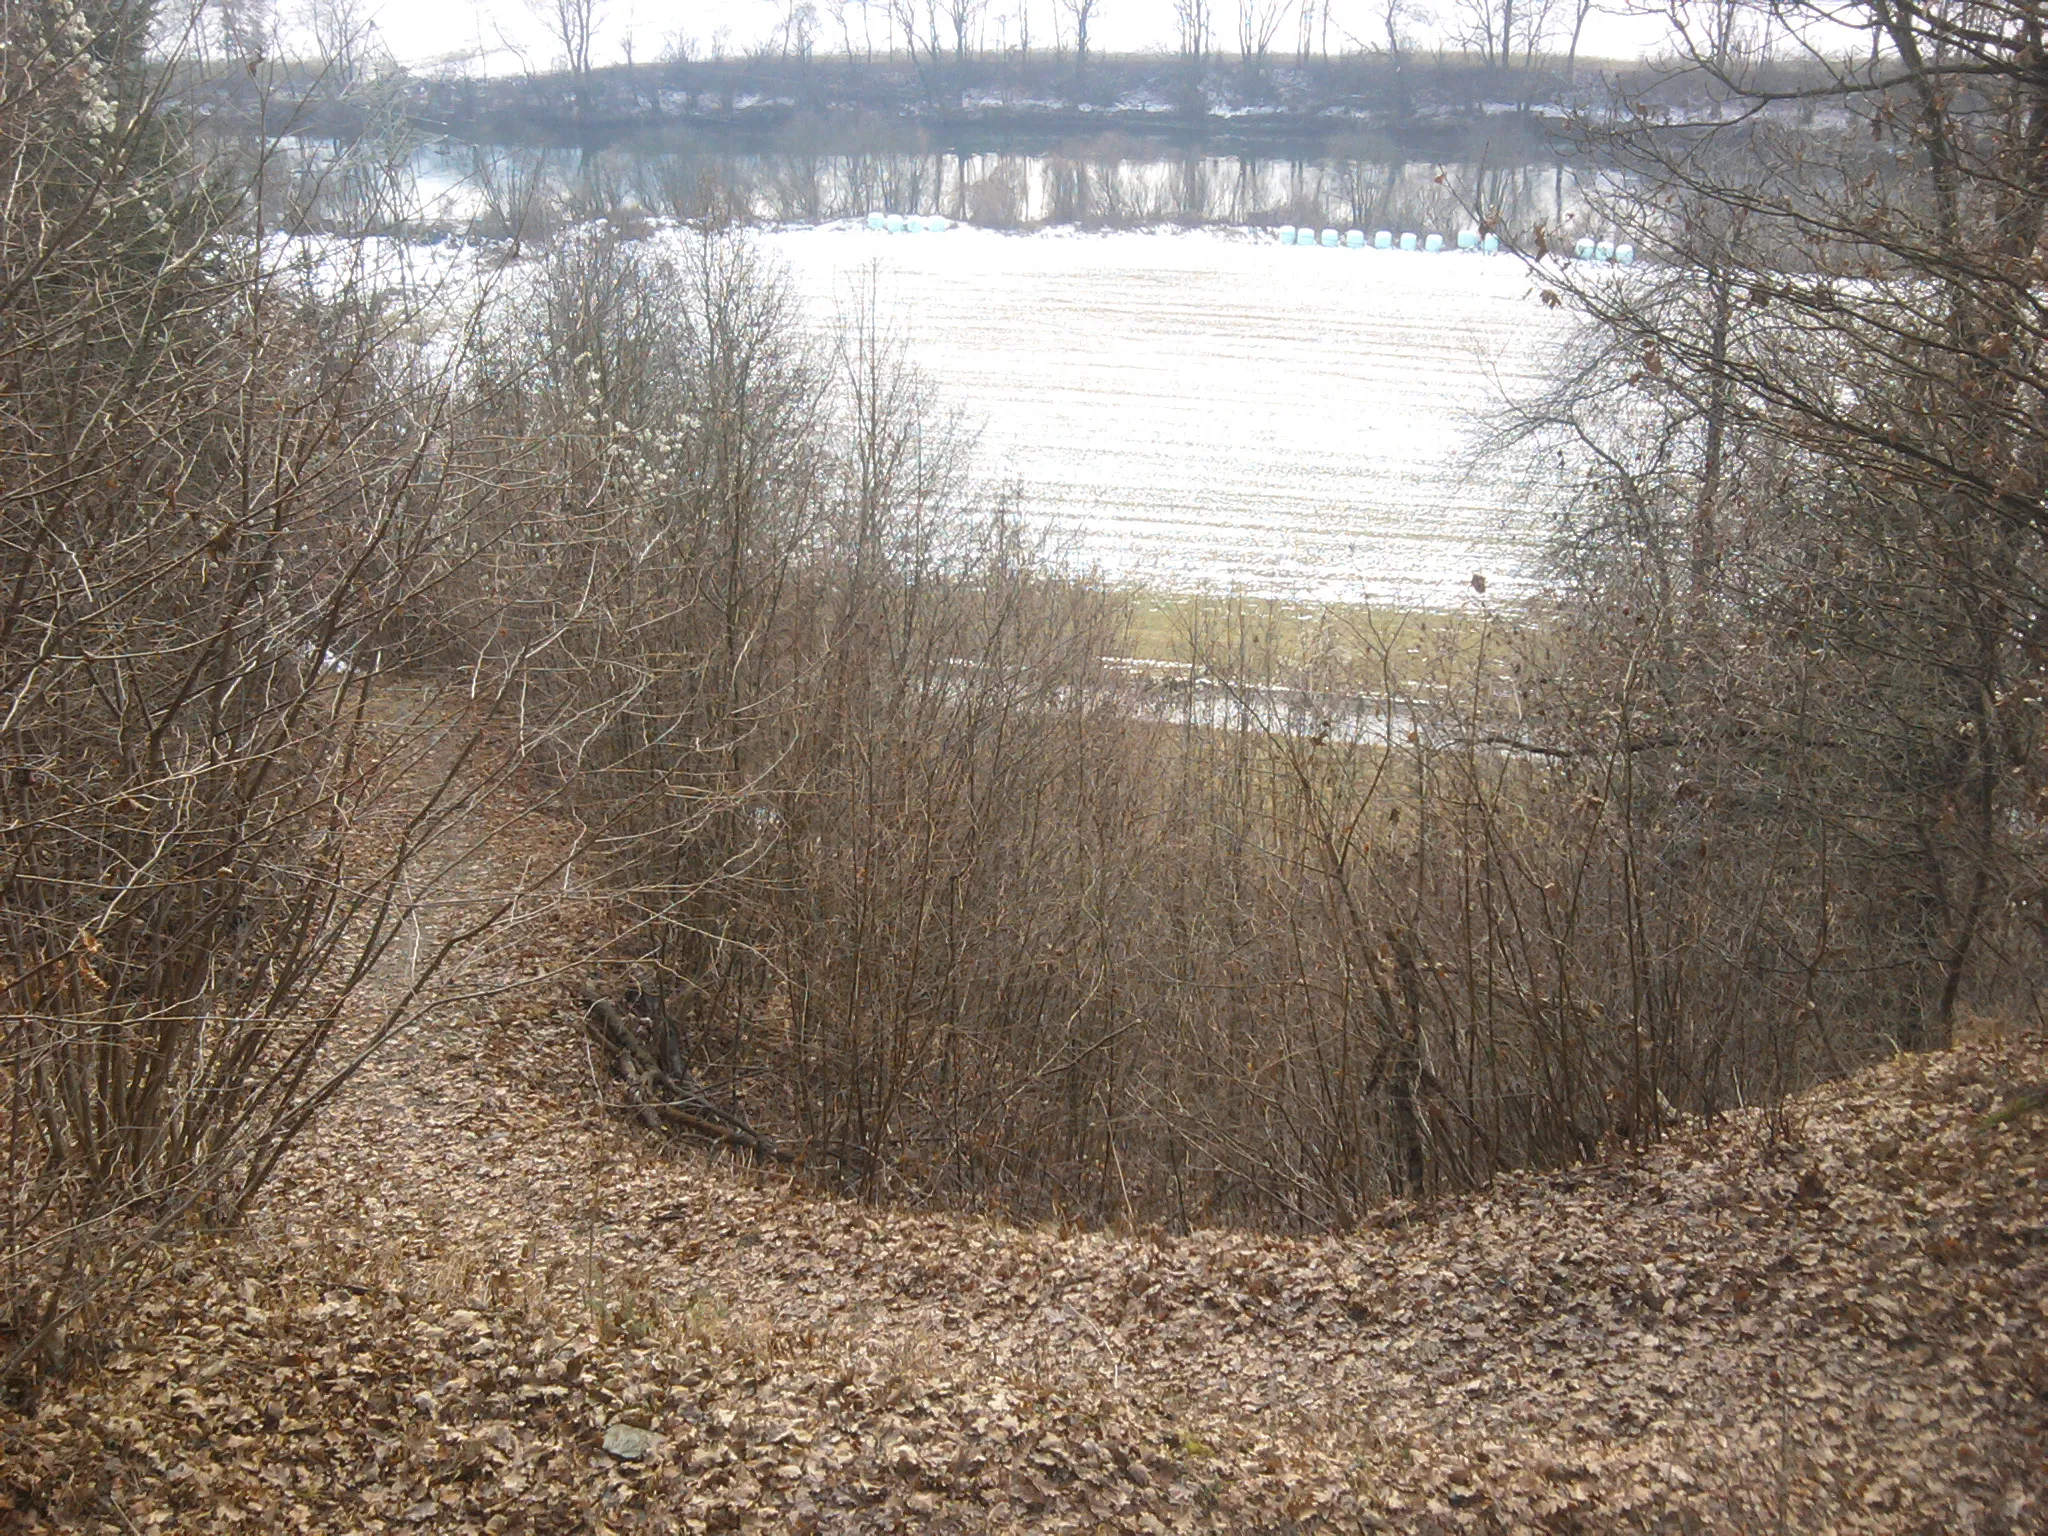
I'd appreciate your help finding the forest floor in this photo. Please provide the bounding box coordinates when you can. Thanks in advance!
[2,690,2045,1535]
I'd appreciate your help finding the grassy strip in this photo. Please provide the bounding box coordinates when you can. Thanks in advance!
[1115,587,1513,679]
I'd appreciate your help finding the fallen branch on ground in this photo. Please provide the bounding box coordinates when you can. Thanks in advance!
[579,987,793,1164]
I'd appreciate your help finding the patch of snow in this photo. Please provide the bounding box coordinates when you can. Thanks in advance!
[261,217,1574,610]
[760,223,1569,608]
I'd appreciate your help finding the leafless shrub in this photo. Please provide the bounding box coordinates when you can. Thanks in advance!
[1522,0,2048,1057]
[0,3,558,1385]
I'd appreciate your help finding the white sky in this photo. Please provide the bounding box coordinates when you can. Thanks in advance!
[355,1,1686,78]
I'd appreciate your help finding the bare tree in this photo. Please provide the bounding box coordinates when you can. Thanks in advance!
[945,0,988,58]
[1059,0,1102,76]
[1669,0,1754,70]
[1449,0,1554,68]
[888,0,947,91]
[1562,0,1596,81]
[1373,0,1426,60]
[1236,0,1286,67]
[169,0,272,58]
[835,0,880,60]
[1519,0,1559,65]
[292,0,381,85]
[218,0,273,54]
[1174,0,1212,57]
[530,0,604,83]
[774,0,820,57]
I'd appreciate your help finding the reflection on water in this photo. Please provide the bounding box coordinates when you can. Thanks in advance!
[403,141,1591,242]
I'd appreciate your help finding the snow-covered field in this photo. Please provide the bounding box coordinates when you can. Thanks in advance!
[764,224,1574,608]
[270,221,1579,608]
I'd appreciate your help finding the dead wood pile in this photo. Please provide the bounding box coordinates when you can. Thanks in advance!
[580,987,791,1164]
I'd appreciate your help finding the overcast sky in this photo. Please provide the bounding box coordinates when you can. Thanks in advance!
[356,0,1689,78]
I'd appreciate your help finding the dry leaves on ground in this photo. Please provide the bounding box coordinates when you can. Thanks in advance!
[4,702,2042,1535]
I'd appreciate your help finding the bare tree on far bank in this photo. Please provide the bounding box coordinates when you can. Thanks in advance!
[531,0,605,116]
[1059,0,1103,76]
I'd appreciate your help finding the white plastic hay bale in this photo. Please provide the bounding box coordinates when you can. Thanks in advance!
[903,216,925,233]
[1374,230,1393,249]
[885,214,905,233]
[1424,233,1444,253]
[1278,224,1296,244]
[1456,230,1479,250]
[925,215,950,232]
[1573,236,1595,259]
[1345,229,1365,248]
[866,212,886,230]
[1482,233,1500,254]
[1399,232,1418,251]
[1596,239,1615,261]
[1616,242,1636,264]
[1319,228,1339,247]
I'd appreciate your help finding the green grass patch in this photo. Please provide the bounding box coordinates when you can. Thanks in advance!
[1114,588,1513,680]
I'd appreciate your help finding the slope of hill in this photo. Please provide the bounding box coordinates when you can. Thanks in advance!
[3,702,2042,1535]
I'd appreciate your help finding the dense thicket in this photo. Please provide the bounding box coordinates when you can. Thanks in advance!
[1523,0,2048,1053]
[0,0,526,1382]
[470,227,1868,1233]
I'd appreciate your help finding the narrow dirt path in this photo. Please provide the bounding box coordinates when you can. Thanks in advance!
[3,686,2044,1535]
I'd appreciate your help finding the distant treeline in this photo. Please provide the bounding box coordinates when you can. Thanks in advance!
[403,51,1585,156]
[197,45,1834,160]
